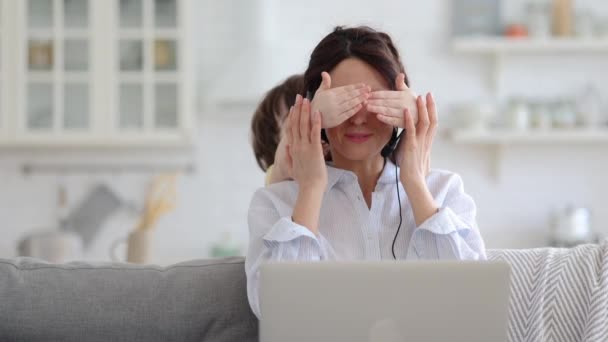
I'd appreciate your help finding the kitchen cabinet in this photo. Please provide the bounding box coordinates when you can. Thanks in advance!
[0,0,194,148]
[0,3,6,141]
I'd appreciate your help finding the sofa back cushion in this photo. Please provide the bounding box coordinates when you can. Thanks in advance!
[5,243,607,342]
[0,257,258,342]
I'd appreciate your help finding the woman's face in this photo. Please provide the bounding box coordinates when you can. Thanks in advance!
[326,58,393,163]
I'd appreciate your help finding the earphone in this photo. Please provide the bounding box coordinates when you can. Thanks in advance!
[380,127,400,158]
[382,128,405,260]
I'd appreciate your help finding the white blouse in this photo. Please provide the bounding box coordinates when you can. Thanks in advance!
[245,159,486,318]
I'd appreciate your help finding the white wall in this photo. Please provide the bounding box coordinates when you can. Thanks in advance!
[1,0,608,264]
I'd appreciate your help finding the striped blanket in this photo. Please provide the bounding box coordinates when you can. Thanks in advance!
[488,241,608,342]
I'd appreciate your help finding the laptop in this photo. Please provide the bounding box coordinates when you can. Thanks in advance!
[260,261,511,342]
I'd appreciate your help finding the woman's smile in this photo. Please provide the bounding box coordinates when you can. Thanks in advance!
[344,132,373,143]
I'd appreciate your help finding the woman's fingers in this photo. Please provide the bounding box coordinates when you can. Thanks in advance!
[285,144,293,174]
[426,93,438,140]
[416,95,430,137]
[291,95,322,146]
[404,108,416,142]
[291,94,302,142]
[286,105,294,146]
[300,97,311,143]
[311,110,322,144]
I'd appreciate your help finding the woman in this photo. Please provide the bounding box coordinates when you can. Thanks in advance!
[246,26,486,318]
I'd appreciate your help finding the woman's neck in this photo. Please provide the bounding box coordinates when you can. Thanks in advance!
[332,154,385,205]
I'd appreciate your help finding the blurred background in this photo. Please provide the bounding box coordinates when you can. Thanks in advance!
[1,0,607,265]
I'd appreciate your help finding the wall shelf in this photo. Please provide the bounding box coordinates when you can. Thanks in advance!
[449,129,608,145]
[452,37,608,91]
[0,133,196,149]
[452,37,608,54]
[447,128,608,180]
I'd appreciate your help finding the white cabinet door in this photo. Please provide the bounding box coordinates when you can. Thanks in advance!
[0,0,5,142]
[0,0,18,144]
[16,0,95,142]
[108,0,193,146]
[2,0,193,147]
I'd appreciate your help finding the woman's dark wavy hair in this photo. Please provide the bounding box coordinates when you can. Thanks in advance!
[303,26,410,156]
[304,26,409,100]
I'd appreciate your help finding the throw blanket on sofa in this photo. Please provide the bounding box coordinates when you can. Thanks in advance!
[488,240,608,342]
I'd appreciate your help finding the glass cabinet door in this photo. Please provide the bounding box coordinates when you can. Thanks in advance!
[119,83,143,129]
[27,83,53,130]
[154,0,176,28]
[152,0,178,130]
[116,0,180,133]
[26,0,54,132]
[61,0,91,131]
[25,0,91,133]
[117,0,144,131]
[154,82,177,128]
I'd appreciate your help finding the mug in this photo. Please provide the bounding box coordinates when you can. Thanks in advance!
[110,229,153,264]
[18,230,82,263]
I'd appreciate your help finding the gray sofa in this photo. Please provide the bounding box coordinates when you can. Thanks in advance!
[2,242,608,342]
[0,257,258,342]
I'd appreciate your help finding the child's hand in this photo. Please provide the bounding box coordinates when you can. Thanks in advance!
[311,72,371,128]
[366,73,418,128]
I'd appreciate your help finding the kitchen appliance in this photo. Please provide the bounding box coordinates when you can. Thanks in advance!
[550,205,598,247]
[63,184,124,247]
[452,0,502,36]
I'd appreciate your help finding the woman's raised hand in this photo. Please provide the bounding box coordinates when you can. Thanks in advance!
[286,94,328,191]
[397,93,438,182]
